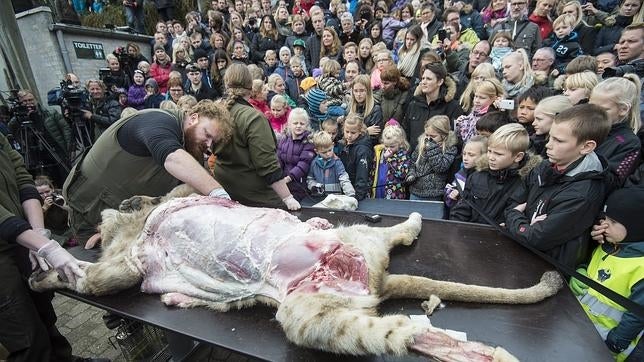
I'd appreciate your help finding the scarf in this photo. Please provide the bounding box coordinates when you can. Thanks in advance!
[397,44,421,78]
[503,72,534,98]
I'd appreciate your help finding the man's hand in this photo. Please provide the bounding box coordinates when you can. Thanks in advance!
[514,203,527,213]
[37,240,86,286]
[209,187,231,199]
[81,110,92,120]
[283,195,301,211]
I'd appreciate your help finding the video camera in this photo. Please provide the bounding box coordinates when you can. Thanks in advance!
[602,60,644,79]
[48,79,88,121]
[113,46,130,68]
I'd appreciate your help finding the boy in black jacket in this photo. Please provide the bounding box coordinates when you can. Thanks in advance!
[450,123,538,224]
[504,104,611,268]
[544,14,582,75]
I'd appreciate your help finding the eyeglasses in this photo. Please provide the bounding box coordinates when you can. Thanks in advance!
[532,58,552,62]
[169,88,183,92]
[511,2,527,7]
[471,50,488,58]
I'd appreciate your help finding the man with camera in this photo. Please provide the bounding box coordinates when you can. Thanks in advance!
[82,80,121,141]
[8,90,72,186]
[101,54,131,93]
[604,23,644,79]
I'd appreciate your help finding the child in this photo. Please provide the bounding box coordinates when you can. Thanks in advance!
[339,114,373,200]
[454,79,505,144]
[531,95,572,157]
[278,46,291,69]
[475,111,512,137]
[444,135,488,209]
[489,32,514,73]
[267,73,296,107]
[317,59,347,117]
[267,94,291,135]
[307,131,356,197]
[563,71,598,105]
[263,50,278,77]
[137,60,151,79]
[277,108,316,201]
[515,86,556,135]
[127,70,147,110]
[292,39,309,76]
[589,75,641,189]
[371,125,411,199]
[544,14,582,75]
[321,117,342,154]
[504,104,611,268]
[406,116,459,201]
[342,42,359,67]
[451,123,536,224]
[578,187,644,361]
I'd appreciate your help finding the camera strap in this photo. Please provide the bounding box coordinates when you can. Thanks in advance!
[453,182,644,319]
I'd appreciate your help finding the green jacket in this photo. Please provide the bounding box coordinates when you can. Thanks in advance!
[0,134,35,253]
[9,106,72,160]
[212,99,283,208]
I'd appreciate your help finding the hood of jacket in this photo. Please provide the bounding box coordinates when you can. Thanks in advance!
[537,152,607,187]
[413,74,457,103]
[476,152,542,180]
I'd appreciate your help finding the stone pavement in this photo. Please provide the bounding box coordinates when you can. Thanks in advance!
[53,294,254,362]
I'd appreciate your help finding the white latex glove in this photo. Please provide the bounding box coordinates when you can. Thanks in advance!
[282,195,301,211]
[209,187,231,200]
[30,228,52,271]
[37,240,86,286]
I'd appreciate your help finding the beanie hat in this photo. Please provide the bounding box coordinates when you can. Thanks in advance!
[145,77,159,91]
[300,77,317,92]
[153,43,165,53]
[603,186,644,242]
[293,39,306,49]
[312,68,322,78]
[193,48,208,61]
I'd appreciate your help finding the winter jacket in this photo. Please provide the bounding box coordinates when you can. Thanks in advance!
[596,121,641,190]
[304,87,328,125]
[409,139,459,199]
[307,156,355,196]
[451,153,539,223]
[375,88,409,125]
[305,33,322,69]
[355,103,384,145]
[339,134,372,200]
[184,82,217,102]
[88,97,121,140]
[150,60,172,93]
[318,76,345,107]
[277,132,316,200]
[460,9,486,40]
[370,145,410,199]
[248,98,270,115]
[381,17,411,48]
[8,106,72,164]
[251,33,283,62]
[455,107,489,144]
[504,153,608,268]
[491,17,542,56]
[267,109,290,134]
[528,13,552,40]
[444,166,474,208]
[544,31,582,73]
[575,23,598,55]
[274,65,305,102]
[402,77,464,149]
[127,83,146,110]
[594,15,633,55]
[529,133,548,158]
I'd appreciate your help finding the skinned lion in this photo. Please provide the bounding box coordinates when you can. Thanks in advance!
[30,185,563,361]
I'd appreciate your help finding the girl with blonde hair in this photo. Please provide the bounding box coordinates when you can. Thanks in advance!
[371,124,411,199]
[531,95,573,156]
[459,63,497,113]
[589,74,642,186]
[501,49,534,98]
[455,78,505,143]
[277,108,316,200]
[349,75,383,143]
[563,71,599,104]
[406,115,459,201]
[339,114,373,200]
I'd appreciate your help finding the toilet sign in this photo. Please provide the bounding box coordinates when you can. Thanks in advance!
[72,41,105,60]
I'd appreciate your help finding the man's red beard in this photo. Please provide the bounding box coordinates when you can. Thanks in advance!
[184,124,209,161]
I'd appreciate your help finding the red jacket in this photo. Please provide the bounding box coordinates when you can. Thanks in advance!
[529,14,552,41]
[150,60,172,94]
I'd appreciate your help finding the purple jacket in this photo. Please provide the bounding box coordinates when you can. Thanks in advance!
[127,83,147,110]
[277,131,316,200]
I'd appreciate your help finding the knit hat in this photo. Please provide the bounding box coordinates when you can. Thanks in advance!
[293,39,306,49]
[312,68,322,78]
[193,48,208,61]
[145,77,159,91]
[603,186,644,242]
[153,43,165,53]
[300,77,317,92]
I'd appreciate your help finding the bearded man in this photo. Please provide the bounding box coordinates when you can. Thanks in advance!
[63,100,233,246]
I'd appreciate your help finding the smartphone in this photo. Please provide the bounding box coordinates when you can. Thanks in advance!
[498,99,515,110]
[438,29,448,42]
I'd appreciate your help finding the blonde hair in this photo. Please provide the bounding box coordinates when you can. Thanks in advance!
[460,63,497,112]
[591,74,642,132]
[286,108,311,134]
[504,49,533,88]
[160,100,179,110]
[475,78,505,100]
[563,71,598,99]
[189,99,234,144]
[349,75,375,118]
[267,73,285,92]
[552,14,576,29]
[271,94,288,108]
[488,123,530,154]
[343,113,368,139]
[467,135,488,155]
[535,95,573,117]
[417,116,457,164]
[250,79,266,98]
[313,130,334,149]
[557,1,589,28]
[320,27,342,58]
[177,95,198,111]
[381,125,410,151]
[321,59,341,76]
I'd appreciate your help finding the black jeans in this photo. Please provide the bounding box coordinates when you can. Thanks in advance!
[0,248,73,362]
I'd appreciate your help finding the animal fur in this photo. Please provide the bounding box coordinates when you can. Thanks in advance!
[30,185,563,361]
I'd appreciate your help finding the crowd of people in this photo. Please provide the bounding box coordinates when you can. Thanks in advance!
[2,0,644,361]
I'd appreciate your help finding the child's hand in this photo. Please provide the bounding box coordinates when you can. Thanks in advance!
[383,148,393,159]
[448,189,459,200]
[569,268,589,296]
[590,221,609,243]
[367,125,381,136]
[283,176,292,183]
[405,175,416,185]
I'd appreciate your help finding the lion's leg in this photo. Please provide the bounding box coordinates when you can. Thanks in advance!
[118,184,198,213]
[337,212,422,250]
[381,271,563,304]
[276,292,515,361]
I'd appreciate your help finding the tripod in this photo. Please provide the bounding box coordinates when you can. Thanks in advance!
[68,113,93,165]
[14,119,71,174]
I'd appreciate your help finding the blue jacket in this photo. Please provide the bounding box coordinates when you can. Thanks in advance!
[307,156,355,196]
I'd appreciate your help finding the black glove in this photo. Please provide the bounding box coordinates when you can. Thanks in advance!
[310,184,325,196]
[405,175,417,185]
[605,329,629,353]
